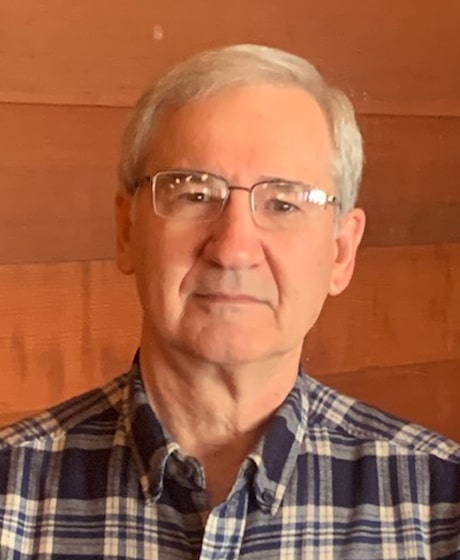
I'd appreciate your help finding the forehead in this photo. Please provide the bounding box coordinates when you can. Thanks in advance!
[146,84,333,183]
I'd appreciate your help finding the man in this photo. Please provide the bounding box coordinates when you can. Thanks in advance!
[0,44,459,559]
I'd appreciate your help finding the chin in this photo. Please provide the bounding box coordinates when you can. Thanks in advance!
[182,327,286,367]
[193,349,271,367]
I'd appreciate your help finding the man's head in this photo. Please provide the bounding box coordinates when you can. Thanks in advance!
[116,44,365,367]
[119,44,363,214]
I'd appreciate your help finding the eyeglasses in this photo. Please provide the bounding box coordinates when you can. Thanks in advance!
[134,169,339,230]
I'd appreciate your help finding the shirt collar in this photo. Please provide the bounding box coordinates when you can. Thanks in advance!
[124,354,310,514]
[249,369,309,514]
[124,355,178,503]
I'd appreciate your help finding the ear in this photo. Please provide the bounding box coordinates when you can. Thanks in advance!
[328,208,366,296]
[115,190,135,275]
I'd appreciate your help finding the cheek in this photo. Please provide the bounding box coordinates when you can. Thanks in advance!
[282,229,335,278]
[132,220,202,303]
[130,218,167,311]
[297,255,332,299]
[276,235,335,307]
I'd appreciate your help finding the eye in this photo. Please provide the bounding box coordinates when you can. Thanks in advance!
[171,173,213,204]
[179,190,210,203]
[264,198,300,214]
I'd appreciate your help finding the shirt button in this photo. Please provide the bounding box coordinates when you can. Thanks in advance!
[261,489,275,505]
[182,461,195,479]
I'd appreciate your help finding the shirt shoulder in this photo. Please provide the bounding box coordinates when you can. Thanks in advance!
[302,373,460,464]
[0,372,130,453]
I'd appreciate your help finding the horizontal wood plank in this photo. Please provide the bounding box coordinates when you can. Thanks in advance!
[1,103,459,264]
[317,360,460,443]
[0,410,38,428]
[0,261,141,415]
[359,115,460,246]
[303,243,460,374]
[0,0,459,115]
[0,244,459,425]
[0,104,127,263]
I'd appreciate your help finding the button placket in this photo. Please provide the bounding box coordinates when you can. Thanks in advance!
[199,490,249,560]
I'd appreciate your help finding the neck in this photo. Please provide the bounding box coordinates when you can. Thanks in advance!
[138,326,301,506]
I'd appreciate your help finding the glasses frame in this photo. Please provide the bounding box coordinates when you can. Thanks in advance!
[133,169,340,224]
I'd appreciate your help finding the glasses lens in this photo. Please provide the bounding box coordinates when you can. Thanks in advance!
[153,171,227,221]
[252,182,328,229]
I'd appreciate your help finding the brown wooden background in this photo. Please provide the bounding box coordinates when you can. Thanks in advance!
[1,1,459,440]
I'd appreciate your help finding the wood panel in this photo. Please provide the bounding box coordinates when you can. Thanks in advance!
[0,261,141,417]
[304,243,460,373]
[359,115,460,247]
[0,411,38,429]
[317,360,460,443]
[0,1,459,115]
[0,243,459,426]
[1,103,459,264]
[0,104,128,264]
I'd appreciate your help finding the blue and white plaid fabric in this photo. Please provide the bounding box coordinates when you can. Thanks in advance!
[1,357,459,559]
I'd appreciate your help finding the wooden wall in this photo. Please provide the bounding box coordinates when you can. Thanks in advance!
[1,1,459,440]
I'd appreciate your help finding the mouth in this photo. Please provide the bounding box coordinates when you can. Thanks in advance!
[194,292,264,305]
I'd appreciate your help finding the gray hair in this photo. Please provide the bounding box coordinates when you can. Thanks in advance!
[119,44,363,213]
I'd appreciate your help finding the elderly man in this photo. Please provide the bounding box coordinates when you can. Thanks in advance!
[1,44,459,559]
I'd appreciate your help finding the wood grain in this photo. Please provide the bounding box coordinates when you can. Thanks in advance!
[0,410,38,429]
[1,103,459,264]
[0,261,141,415]
[304,243,460,374]
[0,104,127,264]
[359,115,460,247]
[1,244,459,424]
[0,0,459,115]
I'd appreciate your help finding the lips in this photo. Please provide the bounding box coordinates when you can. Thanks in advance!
[195,292,263,304]
[191,271,275,308]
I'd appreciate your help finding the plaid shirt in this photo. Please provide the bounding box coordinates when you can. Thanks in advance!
[1,358,459,559]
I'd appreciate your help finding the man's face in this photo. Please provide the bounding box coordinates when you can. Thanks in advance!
[116,84,364,366]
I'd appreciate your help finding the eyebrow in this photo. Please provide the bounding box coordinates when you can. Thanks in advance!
[258,175,307,185]
[168,168,307,187]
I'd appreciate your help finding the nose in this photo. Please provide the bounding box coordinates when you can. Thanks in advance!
[201,189,265,269]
